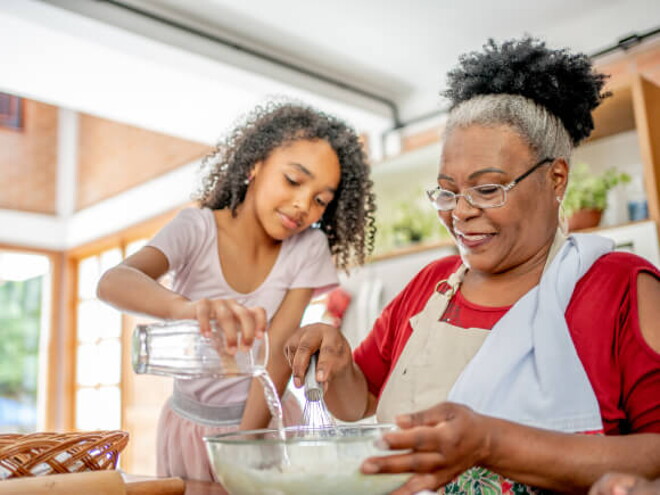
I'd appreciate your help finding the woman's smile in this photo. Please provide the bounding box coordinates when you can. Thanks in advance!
[453,228,496,250]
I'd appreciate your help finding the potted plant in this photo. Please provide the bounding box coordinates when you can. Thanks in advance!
[563,162,631,231]
[374,195,447,255]
[389,201,438,245]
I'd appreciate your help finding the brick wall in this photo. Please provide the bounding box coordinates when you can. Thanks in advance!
[0,99,58,214]
[76,114,211,210]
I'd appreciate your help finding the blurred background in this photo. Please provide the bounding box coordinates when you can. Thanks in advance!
[1,0,659,475]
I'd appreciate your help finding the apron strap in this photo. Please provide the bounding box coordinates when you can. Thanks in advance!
[434,264,467,299]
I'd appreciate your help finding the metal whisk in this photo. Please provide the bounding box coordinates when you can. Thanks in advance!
[302,353,337,432]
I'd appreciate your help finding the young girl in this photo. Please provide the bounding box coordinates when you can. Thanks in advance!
[96,101,376,481]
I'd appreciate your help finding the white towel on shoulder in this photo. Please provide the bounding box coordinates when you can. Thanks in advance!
[447,233,613,432]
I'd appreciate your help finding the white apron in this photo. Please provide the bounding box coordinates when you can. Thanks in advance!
[376,264,489,422]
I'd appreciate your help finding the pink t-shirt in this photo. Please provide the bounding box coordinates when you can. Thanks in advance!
[148,207,339,406]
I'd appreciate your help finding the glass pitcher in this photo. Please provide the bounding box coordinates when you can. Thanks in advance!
[132,320,268,379]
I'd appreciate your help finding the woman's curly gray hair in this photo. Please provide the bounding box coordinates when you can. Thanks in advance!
[446,94,573,163]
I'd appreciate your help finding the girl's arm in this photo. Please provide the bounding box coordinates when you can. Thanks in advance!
[239,287,315,431]
[97,246,266,342]
[97,246,189,320]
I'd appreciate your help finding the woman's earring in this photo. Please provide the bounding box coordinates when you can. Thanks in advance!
[244,174,253,185]
[557,196,569,235]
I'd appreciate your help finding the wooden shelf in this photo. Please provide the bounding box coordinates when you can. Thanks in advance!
[368,220,654,263]
[587,83,636,142]
[369,238,455,263]
[571,218,652,234]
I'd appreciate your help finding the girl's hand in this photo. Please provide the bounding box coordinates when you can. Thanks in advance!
[590,473,660,495]
[360,402,492,495]
[174,298,267,352]
[284,322,354,389]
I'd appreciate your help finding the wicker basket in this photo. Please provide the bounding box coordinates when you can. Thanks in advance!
[0,431,129,479]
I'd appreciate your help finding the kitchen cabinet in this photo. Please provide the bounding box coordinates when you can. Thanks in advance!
[585,73,660,228]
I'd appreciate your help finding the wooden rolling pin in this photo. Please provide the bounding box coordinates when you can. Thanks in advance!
[0,470,186,495]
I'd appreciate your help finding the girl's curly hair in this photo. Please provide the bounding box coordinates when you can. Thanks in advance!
[195,101,376,271]
[443,36,610,145]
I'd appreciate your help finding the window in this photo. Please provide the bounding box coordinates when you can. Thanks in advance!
[73,239,149,431]
[74,249,123,430]
[0,252,51,433]
[0,93,23,131]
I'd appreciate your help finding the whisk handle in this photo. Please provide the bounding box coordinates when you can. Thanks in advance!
[304,352,323,402]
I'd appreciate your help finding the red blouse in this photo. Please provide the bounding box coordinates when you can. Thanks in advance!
[353,252,660,434]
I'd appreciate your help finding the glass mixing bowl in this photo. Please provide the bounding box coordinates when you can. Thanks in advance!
[204,424,410,495]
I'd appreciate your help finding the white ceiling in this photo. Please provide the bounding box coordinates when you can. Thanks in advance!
[2,0,660,148]
[126,0,660,120]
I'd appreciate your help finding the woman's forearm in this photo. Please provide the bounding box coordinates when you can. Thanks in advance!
[482,416,660,493]
[97,265,188,320]
[324,362,371,422]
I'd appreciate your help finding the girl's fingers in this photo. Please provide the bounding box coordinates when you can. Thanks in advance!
[194,298,268,353]
[196,299,213,337]
[589,473,641,495]
[227,300,256,349]
[209,300,267,351]
[250,306,267,339]
[213,300,239,352]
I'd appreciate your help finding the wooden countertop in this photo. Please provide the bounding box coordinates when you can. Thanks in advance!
[182,479,228,495]
[123,473,228,495]
[0,471,229,495]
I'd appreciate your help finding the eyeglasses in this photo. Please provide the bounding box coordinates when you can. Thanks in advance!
[426,157,555,211]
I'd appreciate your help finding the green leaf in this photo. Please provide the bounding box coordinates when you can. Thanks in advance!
[563,163,631,217]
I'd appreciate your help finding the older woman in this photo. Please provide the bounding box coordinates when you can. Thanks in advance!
[286,37,660,494]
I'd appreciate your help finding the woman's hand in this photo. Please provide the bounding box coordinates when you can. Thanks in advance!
[284,322,353,389]
[361,402,492,495]
[285,322,371,420]
[173,298,267,352]
[590,473,660,495]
